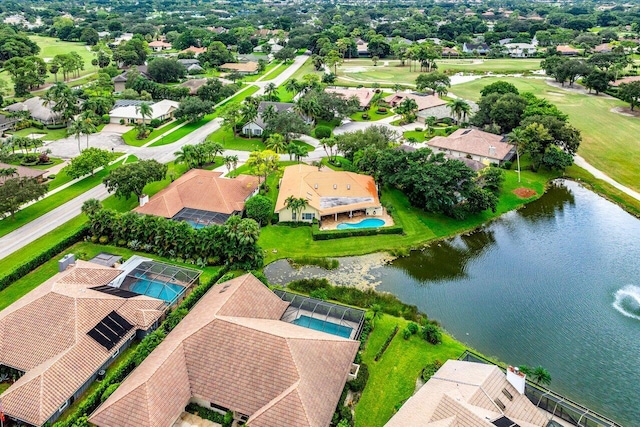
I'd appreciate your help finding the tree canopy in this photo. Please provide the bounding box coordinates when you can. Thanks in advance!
[103,160,167,200]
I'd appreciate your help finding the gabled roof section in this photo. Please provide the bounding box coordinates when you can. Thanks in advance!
[427,128,514,162]
[90,274,359,427]
[0,261,166,426]
[133,169,260,218]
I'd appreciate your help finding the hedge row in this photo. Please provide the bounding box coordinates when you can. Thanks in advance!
[374,325,399,361]
[311,223,403,241]
[185,403,233,427]
[0,225,89,293]
[54,269,230,427]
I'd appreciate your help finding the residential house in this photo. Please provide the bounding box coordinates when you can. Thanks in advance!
[427,128,515,165]
[384,92,449,121]
[179,77,232,95]
[108,99,179,124]
[111,66,151,92]
[594,43,613,53]
[242,101,312,137]
[238,53,269,63]
[0,162,48,184]
[612,75,640,87]
[180,46,207,56]
[503,42,537,58]
[111,32,133,46]
[208,26,228,34]
[0,114,20,133]
[275,164,382,223]
[554,45,579,56]
[4,97,64,126]
[385,360,551,426]
[397,145,486,171]
[148,40,172,52]
[89,273,360,427]
[0,260,167,426]
[219,62,259,75]
[462,42,490,55]
[134,169,260,226]
[97,31,110,39]
[441,46,459,57]
[326,87,377,110]
[355,38,369,57]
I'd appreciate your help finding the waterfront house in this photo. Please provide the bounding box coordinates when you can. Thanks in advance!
[427,128,515,165]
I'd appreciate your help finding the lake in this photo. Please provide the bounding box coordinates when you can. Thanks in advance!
[265,180,640,425]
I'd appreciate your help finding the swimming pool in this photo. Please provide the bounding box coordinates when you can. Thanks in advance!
[185,220,206,229]
[292,315,353,338]
[129,278,184,303]
[336,218,385,230]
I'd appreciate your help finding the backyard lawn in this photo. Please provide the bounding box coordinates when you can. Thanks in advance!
[354,314,467,427]
[350,101,395,122]
[8,126,69,140]
[208,127,266,151]
[259,166,556,264]
[450,76,640,193]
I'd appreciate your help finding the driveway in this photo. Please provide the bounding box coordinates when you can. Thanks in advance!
[45,131,129,159]
[102,124,130,134]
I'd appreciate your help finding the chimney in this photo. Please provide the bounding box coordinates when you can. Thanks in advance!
[488,146,496,156]
[139,194,149,207]
[333,184,337,189]
[347,184,351,190]
[506,366,526,394]
[314,183,318,189]
[58,254,76,272]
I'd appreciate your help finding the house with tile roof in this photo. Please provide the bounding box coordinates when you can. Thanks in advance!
[275,164,382,223]
[148,40,172,52]
[0,162,48,184]
[108,99,179,124]
[385,360,551,426]
[180,46,207,56]
[326,87,377,110]
[241,101,312,137]
[219,61,260,75]
[427,128,515,165]
[385,92,448,117]
[134,169,260,227]
[111,66,151,92]
[554,45,580,56]
[0,260,166,426]
[89,273,360,427]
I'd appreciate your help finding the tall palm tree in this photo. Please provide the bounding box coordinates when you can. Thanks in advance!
[174,145,196,169]
[261,105,278,124]
[136,102,153,125]
[285,79,300,95]
[223,155,239,175]
[264,83,278,101]
[507,128,526,183]
[67,118,84,153]
[532,366,552,386]
[285,196,308,222]
[425,116,437,136]
[265,133,286,153]
[398,98,419,123]
[370,304,384,328]
[447,99,471,124]
[241,103,258,125]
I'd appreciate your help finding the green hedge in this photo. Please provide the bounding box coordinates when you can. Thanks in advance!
[374,326,399,361]
[0,226,89,293]
[311,223,403,240]
[185,403,233,427]
[54,269,229,427]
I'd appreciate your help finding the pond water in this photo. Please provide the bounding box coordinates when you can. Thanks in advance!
[265,180,640,425]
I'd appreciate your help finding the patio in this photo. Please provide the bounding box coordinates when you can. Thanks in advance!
[319,208,394,231]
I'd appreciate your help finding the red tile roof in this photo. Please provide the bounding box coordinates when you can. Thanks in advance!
[90,274,359,427]
[428,128,514,162]
[134,169,260,218]
[384,92,447,111]
[0,261,165,426]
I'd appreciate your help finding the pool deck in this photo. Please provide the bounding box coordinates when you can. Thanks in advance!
[320,209,394,231]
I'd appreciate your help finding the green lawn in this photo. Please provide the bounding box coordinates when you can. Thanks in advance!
[259,166,556,264]
[242,61,281,82]
[275,84,295,103]
[451,76,640,193]
[209,127,266,151]
[258,61,291,81]
[354,314,467,427]
[403,126,456,142]
[216,84,260,108]
[5,156,63,171]
[350,102,395,122]
[311,119,341,137]
[8,127,69,140]
[121,120,184,147]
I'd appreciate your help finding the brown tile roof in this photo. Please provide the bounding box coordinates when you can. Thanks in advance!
[612,75,640,86]
[385,360,550,426]
[0,261,165,426]
[181,46,206,55]
[0,162,47,184]
[148,40,172,48]
[554,45,579,54]
[220,62,259,73]
[275,164,381,216]
[90,274,359,427]
[384,92,447,111]
[326,87,376,108]
[427,128,514,162]
[134,169,260,218]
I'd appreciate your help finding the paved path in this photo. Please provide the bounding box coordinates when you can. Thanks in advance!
[574,155,640,202]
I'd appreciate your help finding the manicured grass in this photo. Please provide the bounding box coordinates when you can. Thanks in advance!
[209,127,266,151]
[8,126,69,140]
[5,156,63,170]
[242,62,280,82]
[275,84,295,102]
[217,85,260,107]
[0,159,125,239]
[350,103,395,122]
[311,119,341,137]
[148,115,216,147]
[451,76,640,193]
[354,314,467,427]
[121,120,184,147]
[259,167,556,264]
[259,61,291,81]
[0,382,10,393]
[229,160,299,178]
[403,126,456,142]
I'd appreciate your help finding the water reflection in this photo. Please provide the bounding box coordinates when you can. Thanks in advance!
[516,179,576,222]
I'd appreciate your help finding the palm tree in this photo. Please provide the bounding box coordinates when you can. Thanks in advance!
[531,366,552,386]
[81,118,97,149]
[507,128,526,183]
[174,145,196,169]
[265,133,286,153]
[241,103,258,126]
[393,83,403,93]
[370,304,384,328]
[261,105,278,124]
[136,102,153,125]
[264,83,278,101]
[425,116,437,136]
[398,98,419,123]
[67,118,84,153]
[285,78,300,95]
[81,198,102,218]
[435,85,448,98]
[447,99,471,124]
[223,155,239,175]
[285,196,308,222]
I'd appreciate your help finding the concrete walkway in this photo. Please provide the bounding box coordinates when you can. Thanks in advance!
[574,155,640,202]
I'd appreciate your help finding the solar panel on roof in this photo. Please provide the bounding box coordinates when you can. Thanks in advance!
[87,311,134,350]
[90,285,139,299]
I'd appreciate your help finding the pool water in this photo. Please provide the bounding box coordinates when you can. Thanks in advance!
[186,220,206,229]
[336,218,385,230]
[292,315,353,338]
[130,278,184,303]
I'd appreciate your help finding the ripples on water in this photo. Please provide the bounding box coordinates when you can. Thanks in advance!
[613,285,640,321]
